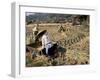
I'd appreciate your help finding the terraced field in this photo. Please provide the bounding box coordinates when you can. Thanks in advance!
[26,23,89,67]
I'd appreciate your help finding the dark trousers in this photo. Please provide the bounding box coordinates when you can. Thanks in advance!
[42,43,58,57]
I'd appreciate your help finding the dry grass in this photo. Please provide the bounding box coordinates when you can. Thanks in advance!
[65,37,89,65]
[26,23,89,67]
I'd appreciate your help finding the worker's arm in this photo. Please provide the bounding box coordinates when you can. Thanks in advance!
[36,37,45,51]
[41,36,45,49]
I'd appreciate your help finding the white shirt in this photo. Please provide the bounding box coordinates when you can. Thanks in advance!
[41,32,52,49]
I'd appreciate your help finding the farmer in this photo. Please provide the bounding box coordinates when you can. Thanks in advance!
[37,30,53,55]
[41,30,53,55]
[32,26,38,43]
